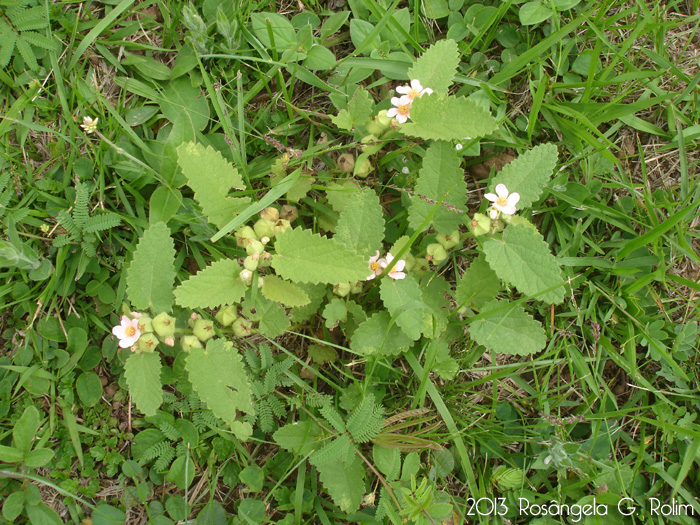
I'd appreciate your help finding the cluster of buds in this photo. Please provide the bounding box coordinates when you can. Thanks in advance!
[425,230,461,265]
[469,184,521,237]
[112,312,177,353]
[235,205,298,283]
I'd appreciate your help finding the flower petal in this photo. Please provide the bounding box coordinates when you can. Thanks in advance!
[396,113,408,123]
[390,96,403,106]
[112,325,126,338]
[495,184,509,198]
[393,260,406,272]
[386,108,398,117]
[422,88,433,96]
[389,271,406,280]
[501,205,516,215]
[396,85,410,94]
[484,193,498,202]
[411,79,422,91]
[506,192,520,207]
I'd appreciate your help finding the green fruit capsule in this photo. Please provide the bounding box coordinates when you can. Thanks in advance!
[152,312,176,337]
[193,319,216,342]
[243,255,259,272]
[260,207,279,222]
[235,226,257,246]
[181,335,203,352]
[215,305,238,327]
[436,230,460,250]
[136,333,159,353]
[274,219,291,235]
[232,318,253,337]
[134,314,153,333]
[426,243,448,264]
[334,282,351,297]
[245,239,265,256]
[469,213,491,237]
[354,158,373,178]
[253,218,275,239]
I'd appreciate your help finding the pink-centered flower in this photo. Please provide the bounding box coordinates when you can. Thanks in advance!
[485,184,520,216]
[366,250,385,280]
[380,254,406,280]
[386,95,412,124]
[396,79,433,101]
[112,315,141,348]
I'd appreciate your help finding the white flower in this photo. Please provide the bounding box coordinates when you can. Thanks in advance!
[366,250,385,280]
[386,95,412,124]
[485,184,520,216]
[380,254,406,280]
[112,315,141,348]
[396,79,433,101]
[401,166,410,174]
[81,116,98,134]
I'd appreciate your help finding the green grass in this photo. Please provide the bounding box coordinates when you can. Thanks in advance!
[0,0,699,523]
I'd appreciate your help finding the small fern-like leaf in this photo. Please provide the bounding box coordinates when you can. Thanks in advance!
[0,28,16,69]
[256,400,274,433]
[244,347,260,370]
[153,446,175,472]
[307,392,331,408]
[347,394,385,443]
[83,212,121,233]
[159,422,179,441]
[15,36,38,70]
[9,6,47,31]
[268,396,286,419]
[57,210,80,240]
[309,434,353,467]
[18,31,57,50]
[320,405,345,433]
[52,235,71,247]
[81,239,97,258]
[73,183,89,230]
[140,440,170,464]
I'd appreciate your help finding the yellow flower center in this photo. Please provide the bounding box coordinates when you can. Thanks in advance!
[125,326,136,337]
[398,104,410,115]
[370,262,380,271]
[408,89,420,99]
[496,197,508,206]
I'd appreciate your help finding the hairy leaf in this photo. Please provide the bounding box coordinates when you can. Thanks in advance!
[408,140,466,233]
[124,352,163,417]
[261,275,310,307]
[402,94,498,141]
[176,142,249,228]
[456,254,501,309]
[272,228,369,285]
[379,275,429,341]
[335,188,385,257]
[185,339,254,441]
[316,455,365,514]
[174,258,246,309]
[470,300,547,355]
[490,143,558,209]
[351,311,414,356]
[126,222,176,312]
[407,39,459,95]
[482,224,565,304]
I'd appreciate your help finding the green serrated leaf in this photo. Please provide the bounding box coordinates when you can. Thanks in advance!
[175,258,246,309]
[316,455,365,514]
[350,311,414,356]
[482,224,565,304]
[407,39,459,94]
[261,275,310,307]
[124,352,163,417]
[185,339,253,441]
[272,228,369,285]
[408,140,466,233]
[176,142,249,228]
[456,254,501,309]
[490,143,558,209]
[273,419,323,456]
[379,276,429,341]
[126,222,176,313]
[322,298,347,329]
[402,94,498,141]
[335,188,385,257]
[470,300,547,355]
[256,298,291,338]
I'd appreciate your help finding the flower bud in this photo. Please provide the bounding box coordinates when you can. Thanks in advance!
[337,153,355,173]
[436,230,460,250]
[243,255,259,272]
[232,318,253,337]
[257,276,264,288]
[240,270,252,286]
[469,213,491,236]
[274,219,291,235]
[334,282,351,297]
[135,314,153,333]
[426,243,448,264]
[245,239,265,256]
[135,333,159,353]
[193,319,215,342]
[215,305,238,327]
[181,335,203,352]
[260,207,279,222]
[253,218,275,239]
[258,251,272,268]
[413,258,429,277]
[260,236,270,245]
[152,312,176,337]
[354,157,373,178]
[235,226,257,246]
[280,205,298,222]
[188,313,199,329]
[164,337,175,347]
